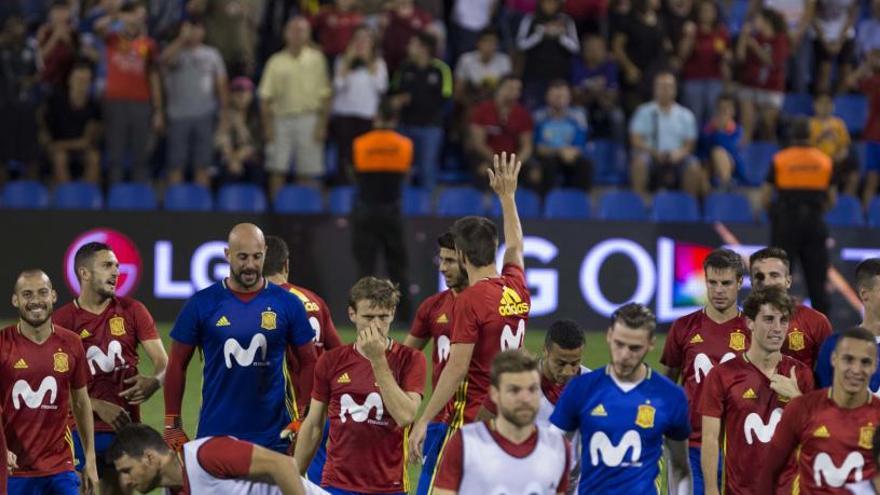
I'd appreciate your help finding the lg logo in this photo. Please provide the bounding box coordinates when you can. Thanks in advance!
[64,229,142,297]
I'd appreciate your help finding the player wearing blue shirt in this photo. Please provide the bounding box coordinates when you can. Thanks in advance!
[816,258,880,390]
[550,303,692,495]
[163,223,317,453]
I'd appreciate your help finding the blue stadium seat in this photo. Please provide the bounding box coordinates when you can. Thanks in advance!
[825,194,865,227]
[489,189,541,219]
[52,182,103,210]
[164,183,213,211]
[217,184,267,213]
[107,182,157,210]
[597,190,648,221]
[436,187,485,217]
[834,94,868,135]
[274,185,323,214]
[586,139,627,186]
[403,187,431,216]
[741,141,779,186]
[651,191,700,222]
[704,192,754,223]
[328,186,354,215]
[868,197,880,228]
[1,180,49,209]
[782,93,814,116]
[544,188,591,219]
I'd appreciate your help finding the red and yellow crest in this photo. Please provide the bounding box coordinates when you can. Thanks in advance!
[860,424,875,450]
[53,351,69,373]
[261,310,277,330]
[109,316,126,336]
[788,330,805,352]
[729,331,746,351]
[635,404,655,429]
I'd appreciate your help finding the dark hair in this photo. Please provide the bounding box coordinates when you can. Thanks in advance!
[760,8,788,36]
[71,60,94,74]
[376,97,398,123]
[742,286,794,320]
[703,248,745,280]
[451,216,498,268]
[835,326,878,350]
[478,28,499,40]
[50,0,70,9]
[14,269,52,292]
[74,242,112,281]
[654,70,677,84]
[413,31,437,53]
[856,258,880,291]
[437,231,456,250]
[715,92,737,108]
[789,116,811,143]
[814,90,833,102]
[547,79,570,91]
[545,319,585,350]
[694,0,721,27]
[120,2,143,13]
[348,276,401,310]
[749,247,790,272]
[490,349,539,387]
[105,424,169,464]
[262,235,289,277]
[611,303,657,335]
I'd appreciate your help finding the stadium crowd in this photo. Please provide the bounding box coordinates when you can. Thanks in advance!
[2,0,880,211]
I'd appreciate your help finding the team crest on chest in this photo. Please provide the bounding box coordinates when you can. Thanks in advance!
[109,316,126,336]
[53,350,69,373]
[729,331,746,351]
[635,403,655,429]
[860,424,875,450]
[261,310,277,330]
[788,329,805,351]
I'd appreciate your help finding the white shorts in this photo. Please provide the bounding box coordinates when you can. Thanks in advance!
[266,113,325,178]
[739,87,785,109]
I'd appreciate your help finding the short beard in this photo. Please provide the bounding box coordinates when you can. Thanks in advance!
[500,406,537,428]
[231,268,260,289]
[20,308,51,328]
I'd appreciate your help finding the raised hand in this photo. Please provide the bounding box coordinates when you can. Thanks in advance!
[488,151,521,198]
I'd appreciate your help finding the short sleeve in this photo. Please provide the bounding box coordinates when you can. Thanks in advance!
[502,263,526,286]
[257,59,276,100]
[285,296,315,347]
[432,429,464,490]
[665,387,692,441]
[312,353,332,403]
[131,300,160,341]
[316,298,342,350]
[814,334,837,388]
[450,293,480,344]
[795,361,815,394]
[550,378,582,432]
[211,48,227,78]
[70,337,89,389]
[659,319,685,369]
[169,297,201,346]
[197,437,254,478]
[410,298,434,340]
[628,105,651,137]
[697,367,725,418]
[681,108,697,141]
[401,351,427,395]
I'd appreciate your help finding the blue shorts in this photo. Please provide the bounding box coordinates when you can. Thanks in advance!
[416,422,450,495]
[72,431,116,475]
[325,488,405,495]
[690,445,722,495]
[9,471,79,495]
[865,141,880,173]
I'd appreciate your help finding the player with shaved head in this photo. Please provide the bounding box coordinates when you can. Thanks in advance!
[163,223,318,454]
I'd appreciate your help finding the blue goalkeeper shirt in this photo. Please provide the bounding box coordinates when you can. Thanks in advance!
[170,279,313,451]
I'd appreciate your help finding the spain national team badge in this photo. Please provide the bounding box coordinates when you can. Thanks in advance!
[109,316,126,336]
[788,330,805,352]
[729,331,746,351]
[635,404,655,429]
[860,424,875,450]
[261,310,277,330]
[53,351,69,373]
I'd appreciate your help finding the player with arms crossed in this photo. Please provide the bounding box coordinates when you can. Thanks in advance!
[758,327,880,493]
[409,151,529,488]
[552,303,692,495]
[403,230,468,495]
[699,287,814,495]
[433,350,572,494]
[749,247,832,370]
[294,277,426,495]
[0,270,98,494]
[163,223,317,453]
[661,247,748,494]
[107,423,327,494]
[53,242,168,495]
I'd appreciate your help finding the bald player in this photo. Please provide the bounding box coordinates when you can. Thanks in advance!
[163,223,318,454]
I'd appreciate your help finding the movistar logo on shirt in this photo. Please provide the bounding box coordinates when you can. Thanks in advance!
[12,376,58,410]
[86,340,126,375]
[339,392,385,424]
[498,287,529,316]
[744,408,782,445]
[223,334,268,368]
[813,452,864,487]
[693,352,736,384]
[589,430,642,467]
[215,316,231,327]
[500,320,526,351]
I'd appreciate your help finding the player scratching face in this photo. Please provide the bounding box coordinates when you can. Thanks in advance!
[606,316,655,382]
[12,271,57,328]
[490,364,541,429]
[350,297,395,358]
[225,223,266,291]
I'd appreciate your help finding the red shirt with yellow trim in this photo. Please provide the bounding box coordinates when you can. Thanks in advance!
[782,304,832,370]
[410,289,455,421]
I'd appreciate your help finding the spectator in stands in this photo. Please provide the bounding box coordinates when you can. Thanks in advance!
[380,0,433,75]
[532,80,592,194]
[450,0,496,61]
[848,48,880,206]
[856,0,880,61]
[187,0,260,76]
[96,2,163,183]
[259,16,331,196]
[36,1,78,88]
[330,26,388,185]
[161,19,228,188]
[571,34,625,142]
[499,0,536,53]
[663,0,694,59]
[629,71,701,200]
[391,31,452,189]
[310,0,364,62]
[148,0,185,42]
[814,0,859,93]
[517,0,580,108]
[468,76,534,186]
[608,0,633,38]
[564,0,608,35]
[39,61,102,184]
[754,0,814,93]
[216,76,262,183]
[736,8,789,143]
[613,0,673,116]
[678,0,731,125]
[809,92,858,196]
[699,92,744,191]
[454,29,511,109]
[0,15,40,181]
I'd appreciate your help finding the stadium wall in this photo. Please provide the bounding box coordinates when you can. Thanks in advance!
[2,211,875,330]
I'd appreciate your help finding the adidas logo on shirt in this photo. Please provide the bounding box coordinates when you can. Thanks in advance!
[13,359,27,369]
[742,388,757,399]
[216,316,231,327]
[79,329,92,339]
[337,373,351,384]
[690,334,704,344]
[814,425,830,438]
[498,287,529,316]
[591,404,608,416]
[436,314,448,324]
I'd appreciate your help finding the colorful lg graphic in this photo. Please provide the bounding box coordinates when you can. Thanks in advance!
[671,241,714,307]
[63,228,143,297]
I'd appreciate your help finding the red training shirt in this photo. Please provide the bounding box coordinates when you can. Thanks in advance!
[860,74,880,142]
[470,100,534,156]
[781,304,832,370]
[410,289,455,394]
[740,32,790,92]
[311,7,364,57]
[681,26,729,80]
[103,32,157,102]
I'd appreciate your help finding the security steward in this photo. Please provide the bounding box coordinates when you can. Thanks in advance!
[351,98,414,320]
[761,117,836,315]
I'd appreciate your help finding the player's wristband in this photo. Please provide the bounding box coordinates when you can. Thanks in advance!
[164,414,183,430]
[280,419,302,440]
